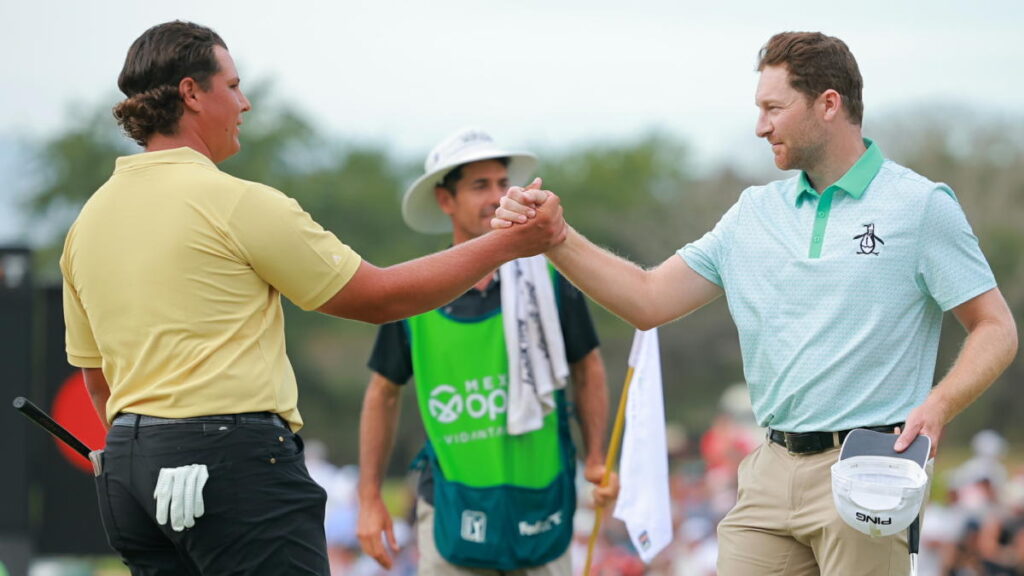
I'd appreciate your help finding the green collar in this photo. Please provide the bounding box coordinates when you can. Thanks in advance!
[795,138,883,206]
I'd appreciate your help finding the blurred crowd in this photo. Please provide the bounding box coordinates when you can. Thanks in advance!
[304,386,1024,576]
[919,430,1024,576]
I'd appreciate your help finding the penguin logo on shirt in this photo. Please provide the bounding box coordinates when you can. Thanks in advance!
[854,223,884,255]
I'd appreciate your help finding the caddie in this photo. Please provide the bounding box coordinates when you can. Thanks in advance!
[356,128,616,575]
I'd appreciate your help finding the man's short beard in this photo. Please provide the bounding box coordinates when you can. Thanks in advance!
[787,141,826,173]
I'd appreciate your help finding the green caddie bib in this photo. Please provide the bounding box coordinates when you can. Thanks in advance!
[406,282,576,570]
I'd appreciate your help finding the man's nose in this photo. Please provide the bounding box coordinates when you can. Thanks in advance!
[488,184,505,204]
[755,113,771,138]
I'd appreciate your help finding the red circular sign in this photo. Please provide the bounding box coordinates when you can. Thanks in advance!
[51,371,108,474]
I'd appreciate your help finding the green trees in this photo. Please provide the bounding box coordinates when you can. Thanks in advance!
[15,93,1024,465]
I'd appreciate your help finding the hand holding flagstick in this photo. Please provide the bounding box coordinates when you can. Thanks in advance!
[584,461,619,509]
[582,361,635,576]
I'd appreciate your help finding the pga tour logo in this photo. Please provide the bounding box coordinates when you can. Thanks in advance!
[461,510,487,543]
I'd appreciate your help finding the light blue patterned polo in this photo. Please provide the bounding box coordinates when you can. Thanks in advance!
[680,140,996,432]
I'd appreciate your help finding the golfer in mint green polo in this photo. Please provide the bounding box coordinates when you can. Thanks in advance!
[494,32,1017,575]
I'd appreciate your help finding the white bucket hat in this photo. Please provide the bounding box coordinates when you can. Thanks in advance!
[402,128,537,234]
[831,429,931,538]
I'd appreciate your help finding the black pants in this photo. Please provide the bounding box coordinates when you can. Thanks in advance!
[95,418,329,575]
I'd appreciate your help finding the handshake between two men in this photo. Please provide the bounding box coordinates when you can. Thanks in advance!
[491,178,566,242]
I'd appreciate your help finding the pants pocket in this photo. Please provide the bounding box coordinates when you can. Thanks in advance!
[269,431,306,464]
[93,453,124,551]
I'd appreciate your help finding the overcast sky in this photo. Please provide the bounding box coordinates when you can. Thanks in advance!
[2,1,1023,243]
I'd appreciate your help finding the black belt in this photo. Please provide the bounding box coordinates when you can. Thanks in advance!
[111,412,289,430]
[767,424,903,455]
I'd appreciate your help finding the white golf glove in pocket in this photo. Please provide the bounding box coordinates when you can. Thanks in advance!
[154,464,209,532]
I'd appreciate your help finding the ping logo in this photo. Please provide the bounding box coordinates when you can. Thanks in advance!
[639,530,652,550]
[461,510,487,543]
[855,511,893,525]
[854,223,884,255]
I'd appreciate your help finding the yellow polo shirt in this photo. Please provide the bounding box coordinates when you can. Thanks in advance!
[60,147,361,430]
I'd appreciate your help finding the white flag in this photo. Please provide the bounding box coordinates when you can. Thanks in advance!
[612,328,673,563]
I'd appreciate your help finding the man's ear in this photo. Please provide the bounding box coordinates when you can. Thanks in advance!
[179,77,202,113]
[434,186,456,216]
[820,89,843,122]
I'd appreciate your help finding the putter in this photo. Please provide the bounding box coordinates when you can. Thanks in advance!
[13,396,103,476]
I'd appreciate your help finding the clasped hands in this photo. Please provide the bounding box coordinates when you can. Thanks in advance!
[492,178,567,250]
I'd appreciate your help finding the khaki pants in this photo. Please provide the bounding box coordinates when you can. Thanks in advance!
[717,441,922,576]
[416,499,571,576]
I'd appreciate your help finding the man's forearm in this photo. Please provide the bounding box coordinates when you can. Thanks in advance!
[358,377,402,500]
[571,350,609,466]
[930,308,1017,423]
[546,228,657,329]
[378,233,524,319]
[547,228,722,331]
[321,215,564,324]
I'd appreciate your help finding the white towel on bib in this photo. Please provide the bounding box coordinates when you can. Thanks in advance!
[500,255,569,436]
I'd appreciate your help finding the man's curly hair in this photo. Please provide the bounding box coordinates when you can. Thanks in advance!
[113,21,226,146]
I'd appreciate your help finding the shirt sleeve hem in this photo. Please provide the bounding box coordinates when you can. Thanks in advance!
[678,250,723,288]
[298,253,363,311]
[67,353,102,368]
[937,280,997,312]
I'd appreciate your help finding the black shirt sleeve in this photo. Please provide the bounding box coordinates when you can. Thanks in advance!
[367,320,414,385]
[556,273,600,364]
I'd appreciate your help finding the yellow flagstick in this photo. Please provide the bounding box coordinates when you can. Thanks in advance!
[583,364,635,576]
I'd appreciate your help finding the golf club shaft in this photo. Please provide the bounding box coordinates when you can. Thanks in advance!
[908,516,920,554]
[12,396,93,457]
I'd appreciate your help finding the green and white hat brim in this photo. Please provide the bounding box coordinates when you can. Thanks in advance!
[402,150,537,234]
